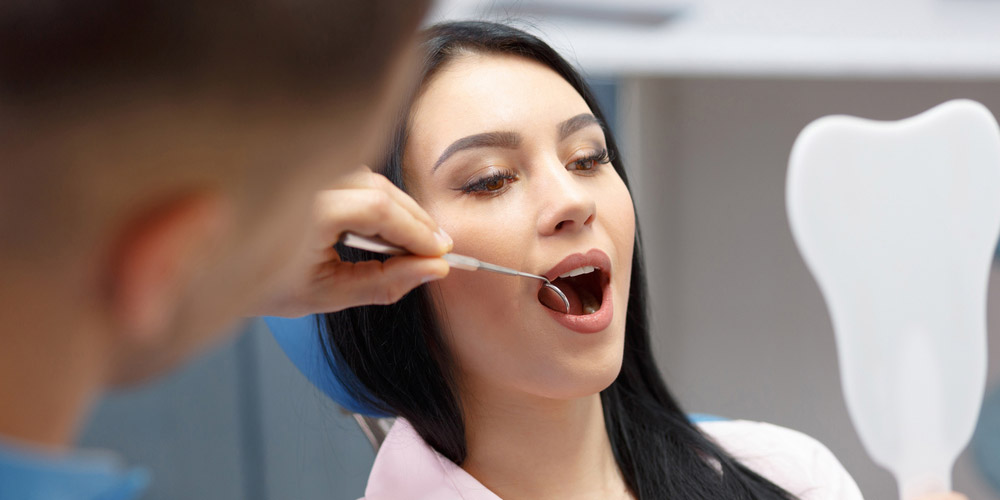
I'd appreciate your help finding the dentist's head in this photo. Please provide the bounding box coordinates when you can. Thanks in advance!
[0,0,429,445]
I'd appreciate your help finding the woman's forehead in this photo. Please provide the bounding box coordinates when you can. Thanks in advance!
[408,53,591,153]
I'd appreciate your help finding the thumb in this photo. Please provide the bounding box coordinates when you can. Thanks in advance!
[346,256,450,307]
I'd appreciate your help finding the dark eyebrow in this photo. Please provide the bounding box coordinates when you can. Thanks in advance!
[430,114,602,173]
[558,113,601,141]
[432,131,521,172]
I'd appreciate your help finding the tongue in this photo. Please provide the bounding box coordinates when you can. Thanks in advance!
[538,281,583,314]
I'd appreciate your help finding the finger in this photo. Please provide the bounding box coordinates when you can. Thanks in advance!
[370,173,439,231]
[317,256,450,309]
[328,170,440,233]
[321,171,452,250]
[326,164,375,189]
[315,189,449,256]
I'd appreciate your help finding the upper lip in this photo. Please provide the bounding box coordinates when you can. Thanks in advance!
[542,249,612,282]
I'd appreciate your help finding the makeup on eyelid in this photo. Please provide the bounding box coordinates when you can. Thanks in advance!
[452,147,613,196]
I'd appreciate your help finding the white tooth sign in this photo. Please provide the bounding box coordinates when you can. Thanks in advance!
[786,100,1000,499]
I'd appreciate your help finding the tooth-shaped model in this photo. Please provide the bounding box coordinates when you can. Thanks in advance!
[786,100,1000,499]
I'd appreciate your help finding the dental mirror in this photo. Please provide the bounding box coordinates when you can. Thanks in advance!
[339,232,571,313]
[787,99,1000,499]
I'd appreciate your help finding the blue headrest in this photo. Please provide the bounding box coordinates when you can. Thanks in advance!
[263,315,391,417]
[687,413,727,424]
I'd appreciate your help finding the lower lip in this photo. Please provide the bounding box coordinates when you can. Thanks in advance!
[542,277,613,334]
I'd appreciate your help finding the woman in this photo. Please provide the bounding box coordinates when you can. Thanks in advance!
[319,21,953,499]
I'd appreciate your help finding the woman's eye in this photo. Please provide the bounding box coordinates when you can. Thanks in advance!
[455,168,518,196]
[568,148,613,172]
[484,176,506,191]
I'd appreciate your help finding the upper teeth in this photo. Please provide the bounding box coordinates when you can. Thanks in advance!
[559,266,597,279]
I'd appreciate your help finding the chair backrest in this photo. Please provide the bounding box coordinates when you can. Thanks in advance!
[265,315,391,416]
[349,412,394,451]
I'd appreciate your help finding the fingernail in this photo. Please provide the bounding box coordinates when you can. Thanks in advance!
[435,227,453,249]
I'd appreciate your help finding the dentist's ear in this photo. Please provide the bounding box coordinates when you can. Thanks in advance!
[104,192,231,342]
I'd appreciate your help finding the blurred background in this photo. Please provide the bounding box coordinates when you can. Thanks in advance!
[81,0,1000,498]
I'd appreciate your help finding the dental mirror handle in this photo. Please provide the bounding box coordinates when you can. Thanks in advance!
[443,254,549,281]
[339,233,491,271]
[341,233,529,276]
[439,255,570,314]
[338,232,571,313]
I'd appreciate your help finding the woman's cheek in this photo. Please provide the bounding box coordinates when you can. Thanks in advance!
[430,205,524,302]
[442,204,530,261]
[597,178,635,244]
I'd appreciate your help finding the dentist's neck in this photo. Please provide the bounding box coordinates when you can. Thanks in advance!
[460,389,631,500]
[0,273,106,449]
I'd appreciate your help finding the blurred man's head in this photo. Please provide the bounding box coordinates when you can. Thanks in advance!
[0,0,429,385]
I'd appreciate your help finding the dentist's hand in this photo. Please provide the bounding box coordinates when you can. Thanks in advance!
[251,166,451,318]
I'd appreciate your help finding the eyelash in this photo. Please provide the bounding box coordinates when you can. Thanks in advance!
[457,168,518,196]
[455,148,613,197]
[569,148,613,172]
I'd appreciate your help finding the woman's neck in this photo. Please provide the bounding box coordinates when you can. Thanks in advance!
[460,389,632,500]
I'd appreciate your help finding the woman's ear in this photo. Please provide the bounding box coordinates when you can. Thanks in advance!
[104,191,231,344]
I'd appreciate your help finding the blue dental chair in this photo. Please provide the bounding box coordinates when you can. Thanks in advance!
[264,315,395,450]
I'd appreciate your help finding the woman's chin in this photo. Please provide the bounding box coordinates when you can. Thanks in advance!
[528,355,625,400]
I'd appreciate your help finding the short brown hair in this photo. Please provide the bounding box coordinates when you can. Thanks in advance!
[0,0,430,103]
[0,0,430,258]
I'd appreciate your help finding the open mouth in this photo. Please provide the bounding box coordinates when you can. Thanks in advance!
[539,266,605,315]
[537,250,612,316]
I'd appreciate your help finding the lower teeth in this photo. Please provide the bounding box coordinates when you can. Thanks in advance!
[581,292,599,315]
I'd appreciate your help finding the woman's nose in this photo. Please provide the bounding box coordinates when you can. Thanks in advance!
[536,168,597,236]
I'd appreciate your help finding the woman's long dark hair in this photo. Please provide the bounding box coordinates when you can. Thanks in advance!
[321,21,797,500]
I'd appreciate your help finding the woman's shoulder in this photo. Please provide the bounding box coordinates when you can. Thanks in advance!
[696,419,865,499]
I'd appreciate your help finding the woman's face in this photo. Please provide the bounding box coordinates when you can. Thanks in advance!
[404,53,635,403]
